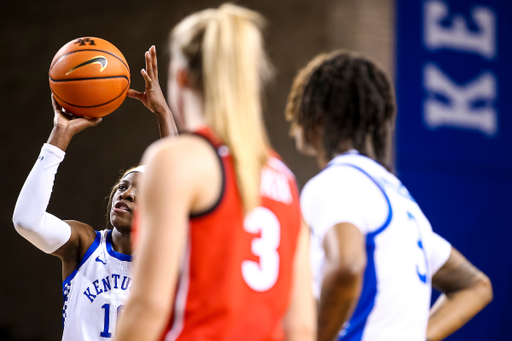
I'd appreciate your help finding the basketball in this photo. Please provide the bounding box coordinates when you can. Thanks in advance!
[49,37,130,118]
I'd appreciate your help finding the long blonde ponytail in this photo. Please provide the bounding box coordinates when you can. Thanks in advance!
[172,4,271,213]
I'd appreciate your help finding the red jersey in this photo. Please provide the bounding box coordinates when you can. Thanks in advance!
[161,127,301,341]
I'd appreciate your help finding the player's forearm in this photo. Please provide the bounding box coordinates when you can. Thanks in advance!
[47,126,74,151]
[426,276,493,341]
[317,268,362,341]
[155,108,178,138]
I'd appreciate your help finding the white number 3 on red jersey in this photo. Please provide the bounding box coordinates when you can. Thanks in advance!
[242,207,281,292]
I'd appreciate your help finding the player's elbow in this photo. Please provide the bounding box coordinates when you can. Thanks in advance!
[331,256,367,285]
[12,209,31,234]
[474,272,493,307]
[12,207,38,234]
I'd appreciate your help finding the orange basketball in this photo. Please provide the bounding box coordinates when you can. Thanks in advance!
[49,37,130,117]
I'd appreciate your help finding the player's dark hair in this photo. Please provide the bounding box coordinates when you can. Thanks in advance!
[287,51,396,168]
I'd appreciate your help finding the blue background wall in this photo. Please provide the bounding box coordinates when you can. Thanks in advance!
[396,0,512,339]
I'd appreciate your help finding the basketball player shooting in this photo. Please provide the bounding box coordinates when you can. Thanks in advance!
[12,46,176,341]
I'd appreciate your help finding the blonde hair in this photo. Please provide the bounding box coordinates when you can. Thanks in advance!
[171,4,272,213]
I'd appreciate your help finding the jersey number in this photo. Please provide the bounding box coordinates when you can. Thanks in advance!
[242,207,281,292]
[100,304,123,338]
[407,212,429,283]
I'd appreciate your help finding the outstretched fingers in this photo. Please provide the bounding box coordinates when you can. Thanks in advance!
[145,50,153,80]
[151,45,158,81]
[141,68,153,88]
[144,46,159,81]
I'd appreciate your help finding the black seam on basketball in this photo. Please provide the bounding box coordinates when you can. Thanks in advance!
[50,49,129,71]
[49,75,130,82]
[50,81,130,108]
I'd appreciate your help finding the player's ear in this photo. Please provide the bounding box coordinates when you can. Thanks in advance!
[176,68,190,88]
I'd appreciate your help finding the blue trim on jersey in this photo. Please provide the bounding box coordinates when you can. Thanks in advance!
[326,164,393,341]
[106,230,132,262]
[62,231,102,289]
[61,231,101,327]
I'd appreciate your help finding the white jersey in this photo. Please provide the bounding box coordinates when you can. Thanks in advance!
[62,230,132,341]
[301,151,452,341]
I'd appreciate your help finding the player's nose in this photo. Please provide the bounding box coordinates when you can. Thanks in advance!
[120,187,135,202]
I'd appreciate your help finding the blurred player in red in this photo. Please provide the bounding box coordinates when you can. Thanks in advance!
[116,4,315,341]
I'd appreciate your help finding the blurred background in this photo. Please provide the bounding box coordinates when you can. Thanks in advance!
[0,0,509,340]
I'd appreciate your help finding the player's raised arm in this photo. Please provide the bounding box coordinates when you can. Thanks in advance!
[426,247,492,341]
[128,45,179,138]
[12,95,100,270]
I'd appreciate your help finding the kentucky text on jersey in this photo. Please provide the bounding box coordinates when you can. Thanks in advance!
[83,274,132,303]
[61,230,132,341]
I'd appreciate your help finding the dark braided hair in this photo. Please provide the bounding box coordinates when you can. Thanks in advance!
[287,51,396,168]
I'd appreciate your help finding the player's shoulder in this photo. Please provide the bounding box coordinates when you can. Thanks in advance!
[56,221,100,266]
[144,134,214,161]
[63,220,98,244]
[142,135,219,178]
[303,163,365,194]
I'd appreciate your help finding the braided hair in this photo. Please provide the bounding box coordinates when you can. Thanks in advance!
[286,51,396,168]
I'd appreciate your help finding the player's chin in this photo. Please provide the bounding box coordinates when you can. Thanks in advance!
[110,210,133,230]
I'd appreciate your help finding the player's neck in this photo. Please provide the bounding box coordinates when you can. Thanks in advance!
[182,89,206,132]
[111,228,132,255]
[317,140,356,169]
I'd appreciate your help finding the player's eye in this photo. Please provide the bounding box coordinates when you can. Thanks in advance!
[118,184,127,191]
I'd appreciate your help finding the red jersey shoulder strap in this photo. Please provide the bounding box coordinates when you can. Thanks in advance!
[191,126,224,149]
[186,127,227,218]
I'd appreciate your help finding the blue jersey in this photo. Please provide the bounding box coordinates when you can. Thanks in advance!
[301,152,451,341]
[62,230,132,341]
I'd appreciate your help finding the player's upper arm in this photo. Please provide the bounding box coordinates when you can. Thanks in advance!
[432,247,491,295]
[53,220,97,260]
[428,232,452,275]
[323,222,367,278]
